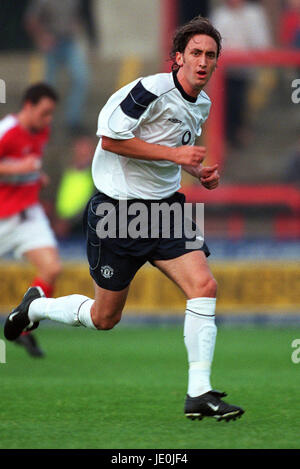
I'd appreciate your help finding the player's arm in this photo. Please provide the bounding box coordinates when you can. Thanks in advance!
[0,156,41,175]
[183,162,220,190]
[182,163,203,178]
[101,136,206,167]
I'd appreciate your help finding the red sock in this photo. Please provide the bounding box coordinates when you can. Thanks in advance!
[21,278,54,336]
[31,277,54,298]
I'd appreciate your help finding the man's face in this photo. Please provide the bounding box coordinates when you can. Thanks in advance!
[175,34,218,97]
[26,97,56,131]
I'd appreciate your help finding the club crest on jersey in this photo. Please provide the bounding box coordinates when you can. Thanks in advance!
[101,265,114,279]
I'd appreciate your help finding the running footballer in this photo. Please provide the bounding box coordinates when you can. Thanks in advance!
[5,17,244,421]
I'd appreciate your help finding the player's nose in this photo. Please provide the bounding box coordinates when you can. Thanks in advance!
[198,55,207,68]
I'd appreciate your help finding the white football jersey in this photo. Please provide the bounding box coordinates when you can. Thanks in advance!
[92,71,211,200]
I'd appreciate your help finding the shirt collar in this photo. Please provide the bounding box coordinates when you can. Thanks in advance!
[172,70,197,103]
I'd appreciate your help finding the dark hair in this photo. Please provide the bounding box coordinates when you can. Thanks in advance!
[170,16,222,71]
[21,82,59,106]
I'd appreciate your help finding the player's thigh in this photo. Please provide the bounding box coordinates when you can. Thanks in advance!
[153,250,217,299]
[0,214,19,256]
[91,280,129,329]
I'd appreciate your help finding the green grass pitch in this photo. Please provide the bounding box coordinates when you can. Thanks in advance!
[1,323,300,449]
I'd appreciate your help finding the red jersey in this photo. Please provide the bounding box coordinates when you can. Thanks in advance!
[0,114,50,218]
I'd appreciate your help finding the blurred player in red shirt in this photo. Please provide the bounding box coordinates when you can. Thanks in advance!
[0,83,61,357]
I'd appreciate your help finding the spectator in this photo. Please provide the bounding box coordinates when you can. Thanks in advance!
[54,134,95,239]
[25,0,97,135]
[211,0,272,148]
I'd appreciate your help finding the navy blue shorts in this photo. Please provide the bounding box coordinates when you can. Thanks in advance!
[83,191,210,291]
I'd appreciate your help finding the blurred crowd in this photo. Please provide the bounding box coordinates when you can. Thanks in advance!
[25,0,97,135]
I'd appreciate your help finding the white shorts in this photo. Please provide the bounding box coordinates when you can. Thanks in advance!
[0,203,57,259]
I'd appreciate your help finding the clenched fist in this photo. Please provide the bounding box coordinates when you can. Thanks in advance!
[199,164,220,190]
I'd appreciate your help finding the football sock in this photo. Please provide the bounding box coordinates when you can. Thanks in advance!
[77,298,96,329]
[28,294,97,329]
[184,297,217,397]
[31,277,54,298]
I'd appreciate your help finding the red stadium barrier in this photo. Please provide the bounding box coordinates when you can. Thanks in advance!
[184,184,300,211]
[183,183,300,239]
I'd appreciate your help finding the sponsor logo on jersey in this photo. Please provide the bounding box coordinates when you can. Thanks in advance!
[168,118,182,124]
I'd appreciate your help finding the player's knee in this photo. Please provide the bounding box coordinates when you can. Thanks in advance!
[91,311,121,331]
[203,276,218,297]
[194,275,217,298]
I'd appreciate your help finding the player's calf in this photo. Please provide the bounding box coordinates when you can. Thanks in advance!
[25,247,62,285]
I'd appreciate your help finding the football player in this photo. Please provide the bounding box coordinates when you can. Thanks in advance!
[5,17,244,420]
[1,83,61,357]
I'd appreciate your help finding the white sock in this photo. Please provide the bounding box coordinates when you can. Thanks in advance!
[184,297,217,397]
[28,294,97,329]
[77,298,96,329]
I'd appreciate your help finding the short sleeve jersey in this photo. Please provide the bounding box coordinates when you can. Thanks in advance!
[92,71,211,200]
[0,114,49,218]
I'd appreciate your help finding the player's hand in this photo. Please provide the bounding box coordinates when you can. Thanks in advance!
[199,164,220,190]
[173,146,206,167]
[15,156,42,174]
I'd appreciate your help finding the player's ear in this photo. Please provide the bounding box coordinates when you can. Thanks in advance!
[175,51,184,68]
